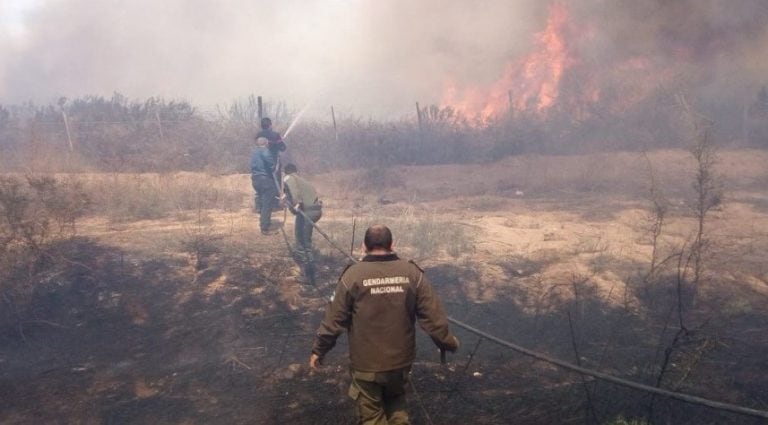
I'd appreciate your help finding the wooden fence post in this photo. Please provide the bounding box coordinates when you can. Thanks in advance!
[416,102,423,151]
[61,109,74,153]
[331,105,339,143]
[155,110,165,143]
[61,108,75,152]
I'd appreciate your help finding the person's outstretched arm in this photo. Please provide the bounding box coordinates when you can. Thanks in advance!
[310,275,354,368]
[414,270,460,352]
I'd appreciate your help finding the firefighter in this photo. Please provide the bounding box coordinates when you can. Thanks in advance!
[310,224,460,424]
[250,117,286,216]
[254,117,286,156]
[281,163,322,284]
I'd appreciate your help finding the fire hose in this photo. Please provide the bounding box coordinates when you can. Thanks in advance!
[257,109,768,420]
[287,208,768,420]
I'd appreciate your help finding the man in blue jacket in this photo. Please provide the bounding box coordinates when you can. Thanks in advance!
[250,117,286,234]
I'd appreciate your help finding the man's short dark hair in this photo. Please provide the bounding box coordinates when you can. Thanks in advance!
[284,163,298,174]
[364,225,393,252]
[260,117,272,130]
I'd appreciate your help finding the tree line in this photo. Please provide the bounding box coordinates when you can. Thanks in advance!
[1,87,767,174]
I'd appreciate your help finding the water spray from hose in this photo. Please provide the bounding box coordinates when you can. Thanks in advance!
[270,103,310,199]
[283,103,311,140]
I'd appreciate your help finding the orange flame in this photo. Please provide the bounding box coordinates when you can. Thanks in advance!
[442,2,573,122]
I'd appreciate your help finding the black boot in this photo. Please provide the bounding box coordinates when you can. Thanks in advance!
[306,262,317,286]
[298,262,316,286]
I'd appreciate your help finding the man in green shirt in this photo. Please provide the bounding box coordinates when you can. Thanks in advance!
[282,163,322,284]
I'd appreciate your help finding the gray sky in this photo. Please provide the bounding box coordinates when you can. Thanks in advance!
[1,0,767,118]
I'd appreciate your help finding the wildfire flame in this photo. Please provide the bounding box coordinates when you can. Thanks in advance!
[441,2,572,121]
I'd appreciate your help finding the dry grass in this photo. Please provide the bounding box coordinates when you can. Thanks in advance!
[77,172,246,222]
[316,205,476,262]
[7,148,764,306]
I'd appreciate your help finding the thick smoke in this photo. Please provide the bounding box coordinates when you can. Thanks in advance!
[0,0,544,116]
[0,0,767,117]
[571,0,768,95]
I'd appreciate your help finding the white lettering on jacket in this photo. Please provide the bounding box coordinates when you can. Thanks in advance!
[362,276,409,287]
[370,285,405,295]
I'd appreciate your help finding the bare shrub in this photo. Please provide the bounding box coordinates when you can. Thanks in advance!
[380,210,476,259]
[0,175,89,251]
[178,210,225,272]
[638,99,725,422]
[363,209,476,259]
[26,175,90,234]
[355,166,406,191]
[641,152,671,280]
[407,216,444,258]
[689,129,722,286]
[0,175,89,334]
[312,209,475,262]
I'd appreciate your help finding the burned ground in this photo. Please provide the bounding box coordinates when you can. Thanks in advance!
[2,149,768,424]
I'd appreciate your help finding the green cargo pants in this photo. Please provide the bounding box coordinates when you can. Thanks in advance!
[348,368,410,425]
[295,205,321,284]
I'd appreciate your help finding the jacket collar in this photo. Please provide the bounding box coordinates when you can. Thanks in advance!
[362,252,399,262]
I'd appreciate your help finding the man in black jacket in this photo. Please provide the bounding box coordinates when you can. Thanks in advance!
[254,117,286,155]
[310,225,459,424]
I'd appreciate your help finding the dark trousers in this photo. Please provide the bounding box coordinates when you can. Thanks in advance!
[251,174,277,232]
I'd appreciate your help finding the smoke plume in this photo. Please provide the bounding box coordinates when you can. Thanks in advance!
[0,0,767,117]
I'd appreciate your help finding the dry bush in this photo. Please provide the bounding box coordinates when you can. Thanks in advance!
[2,90,765,176]
[178,210,226,271]
[626,104,728,423]
[605,416,649,425]
[0,175,89,321]
[306,212,476,263]
[394,212,476,259]
[0,174,89,246]
[354,166,406,191]
[26,175,90,233]
[83,173,245,222]
[460,195,507,211]
[318,208,476,260]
